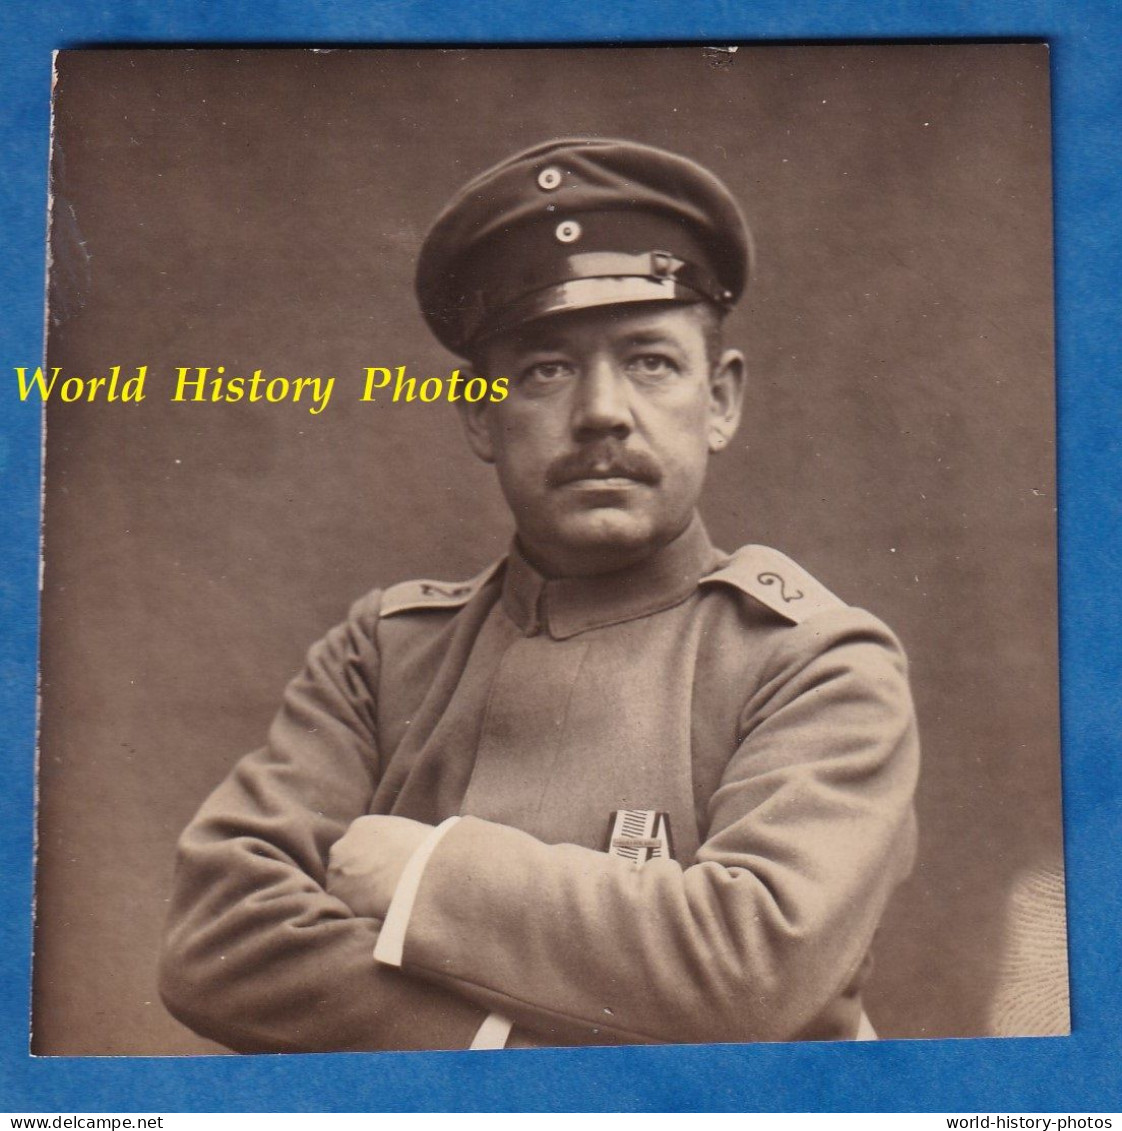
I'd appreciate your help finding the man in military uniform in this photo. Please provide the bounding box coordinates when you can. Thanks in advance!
[159,138,920,1052]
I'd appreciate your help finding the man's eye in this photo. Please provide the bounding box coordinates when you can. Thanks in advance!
[522,361,575,384]
[626,354,678,379]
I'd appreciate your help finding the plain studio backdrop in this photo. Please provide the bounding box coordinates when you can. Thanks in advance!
[33,45,1060,1054]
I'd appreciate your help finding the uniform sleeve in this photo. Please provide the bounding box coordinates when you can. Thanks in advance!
[382,608,920,1045]
[158,595,491,1052]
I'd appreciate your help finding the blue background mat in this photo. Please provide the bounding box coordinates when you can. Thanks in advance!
[1,1,1119,1113]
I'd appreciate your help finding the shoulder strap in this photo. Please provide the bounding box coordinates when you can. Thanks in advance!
[700,544,844,625]
[380,559,504,617]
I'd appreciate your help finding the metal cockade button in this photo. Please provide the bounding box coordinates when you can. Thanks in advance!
[555,219,582,243]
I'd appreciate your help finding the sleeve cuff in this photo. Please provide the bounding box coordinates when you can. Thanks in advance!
[373,815,461,968]
[469,1012,514,1050]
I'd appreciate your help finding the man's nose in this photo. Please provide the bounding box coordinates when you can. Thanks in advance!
[571,358,633,440]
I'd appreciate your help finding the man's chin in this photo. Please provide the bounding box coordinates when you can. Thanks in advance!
[563,507,656,544]
[524,510,671,575]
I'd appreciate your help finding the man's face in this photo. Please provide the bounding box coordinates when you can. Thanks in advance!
[461,303,745,577]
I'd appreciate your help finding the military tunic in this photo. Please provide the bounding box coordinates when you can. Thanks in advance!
[160,516,919,1051]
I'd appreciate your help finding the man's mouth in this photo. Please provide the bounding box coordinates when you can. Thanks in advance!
[566,469,641,486]
[546,448,662,489]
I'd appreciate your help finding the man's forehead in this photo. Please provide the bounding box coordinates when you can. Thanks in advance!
[488,303,708,354]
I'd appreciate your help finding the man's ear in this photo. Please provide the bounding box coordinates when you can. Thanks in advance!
[707,348,747,453]
[456,372,496,464]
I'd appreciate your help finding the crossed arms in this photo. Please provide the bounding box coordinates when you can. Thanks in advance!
[159,592,919,1051]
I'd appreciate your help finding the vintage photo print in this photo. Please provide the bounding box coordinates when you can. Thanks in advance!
[31,45,1065,1055]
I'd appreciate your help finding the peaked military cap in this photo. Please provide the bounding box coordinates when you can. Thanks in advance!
[416,137,753,356]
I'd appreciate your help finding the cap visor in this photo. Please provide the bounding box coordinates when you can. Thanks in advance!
[476,275,708,345]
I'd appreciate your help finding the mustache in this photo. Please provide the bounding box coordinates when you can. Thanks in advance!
[545,443,662,488]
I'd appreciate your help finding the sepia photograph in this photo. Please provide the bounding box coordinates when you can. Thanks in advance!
[31,44,1064,1056]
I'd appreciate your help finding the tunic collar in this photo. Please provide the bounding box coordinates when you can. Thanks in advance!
[501,513,724,640]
